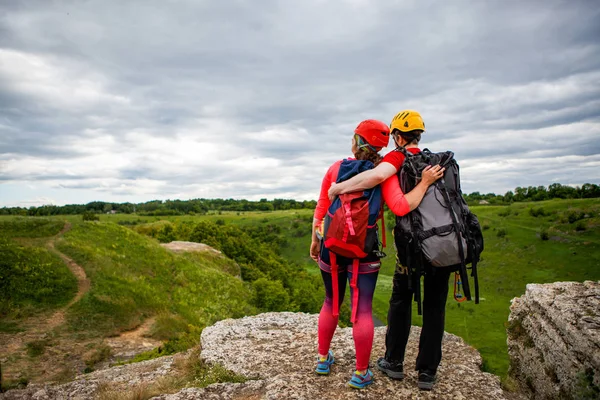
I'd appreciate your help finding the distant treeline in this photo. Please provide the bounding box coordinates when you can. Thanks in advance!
[2,183,599,216]
[463,183,600,205]
[0,198,318,216]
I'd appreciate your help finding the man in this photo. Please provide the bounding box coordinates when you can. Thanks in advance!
[328,110,449,391]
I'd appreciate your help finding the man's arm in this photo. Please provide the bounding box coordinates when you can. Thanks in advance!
[328,162,397,200]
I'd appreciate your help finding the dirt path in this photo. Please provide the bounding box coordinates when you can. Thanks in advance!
[0,222,161,384]
[1,223,91,356]
[105,317,162,360]
[44,223,91,329]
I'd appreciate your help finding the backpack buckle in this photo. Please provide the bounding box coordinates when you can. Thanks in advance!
[374,250,387,258]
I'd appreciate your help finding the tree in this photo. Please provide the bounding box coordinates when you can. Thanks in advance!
[252,278,290,311]
[580,183,600,198]
[82,211,99,221]
[531,186,548,201]
[514,187,526,202]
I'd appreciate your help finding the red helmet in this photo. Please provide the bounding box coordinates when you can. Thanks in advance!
[354,119,390,150]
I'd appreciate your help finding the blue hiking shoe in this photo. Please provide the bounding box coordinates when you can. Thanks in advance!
[315,350,335,375]
[348,369,374,389]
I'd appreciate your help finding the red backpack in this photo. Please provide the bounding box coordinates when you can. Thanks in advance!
[322,159,385,322]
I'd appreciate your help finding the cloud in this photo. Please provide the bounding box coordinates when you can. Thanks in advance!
[0,0,599,207]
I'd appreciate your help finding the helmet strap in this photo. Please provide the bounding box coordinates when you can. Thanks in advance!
[354,134,378,153]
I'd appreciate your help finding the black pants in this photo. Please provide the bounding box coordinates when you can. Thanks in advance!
[384,264,451,374]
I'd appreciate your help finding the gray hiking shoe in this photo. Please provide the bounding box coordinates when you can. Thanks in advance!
[418,371,436,390]
[376,357,404,380]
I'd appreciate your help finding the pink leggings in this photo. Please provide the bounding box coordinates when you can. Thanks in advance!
[318,268,379,371]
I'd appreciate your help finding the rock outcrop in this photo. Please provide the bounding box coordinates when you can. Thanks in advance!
[158,312,507,400]
[160,241,222,254]
[507,281,600,399]
[160,241,241,277]
[1,312,510,400]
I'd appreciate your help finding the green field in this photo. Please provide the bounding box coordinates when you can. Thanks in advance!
[1,198,599,385]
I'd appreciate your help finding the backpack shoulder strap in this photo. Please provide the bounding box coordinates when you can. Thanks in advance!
[395,145,411,158]
[336,159,375,183]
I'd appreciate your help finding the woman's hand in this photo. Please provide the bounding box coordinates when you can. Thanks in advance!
[310,240,320,262]
[327,183,339,201]
[421,165,445,186]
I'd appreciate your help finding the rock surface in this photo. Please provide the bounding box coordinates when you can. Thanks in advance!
[160,241,222,254]
[156,312,508,400]
[507,280,600,399]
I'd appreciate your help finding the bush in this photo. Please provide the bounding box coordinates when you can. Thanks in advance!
[82,211,99,221]
[496,228,507,238]
[540,230,549,241]
[574,368,600,400]
[83,344,112,372]
[568,211,585,224]
[293,229,307,238]
[26,339,49,357]
[482,224,490,231]
[156,223,177,243]
[239,262,266,281]
[288,273,322,313]
[498,208,511,217]
[133,220,173,239]
[252,278,290,311]
[575,221,587,231]
[529,207,547,217]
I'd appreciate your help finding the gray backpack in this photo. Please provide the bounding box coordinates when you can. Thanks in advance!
[394,148,483,314]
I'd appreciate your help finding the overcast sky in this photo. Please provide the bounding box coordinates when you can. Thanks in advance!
[1,0,599,207]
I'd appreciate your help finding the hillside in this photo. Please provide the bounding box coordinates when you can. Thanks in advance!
[0,218,257,389]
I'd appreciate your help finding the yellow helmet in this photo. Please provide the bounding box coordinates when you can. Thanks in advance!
[390,110,425,133]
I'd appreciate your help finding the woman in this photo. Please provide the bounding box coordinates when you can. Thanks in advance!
[310,119,443,389]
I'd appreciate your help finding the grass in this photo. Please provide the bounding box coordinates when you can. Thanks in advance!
[0,217,65,238]
[442,199,600,377]
[0,235,78,318]
[95,347,247,400]
[0,217,77,318]
[0,321,25,333]
[55,221,256,347]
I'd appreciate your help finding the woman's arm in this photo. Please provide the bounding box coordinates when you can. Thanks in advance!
[311,161,340,261]
[310,217,321,262]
